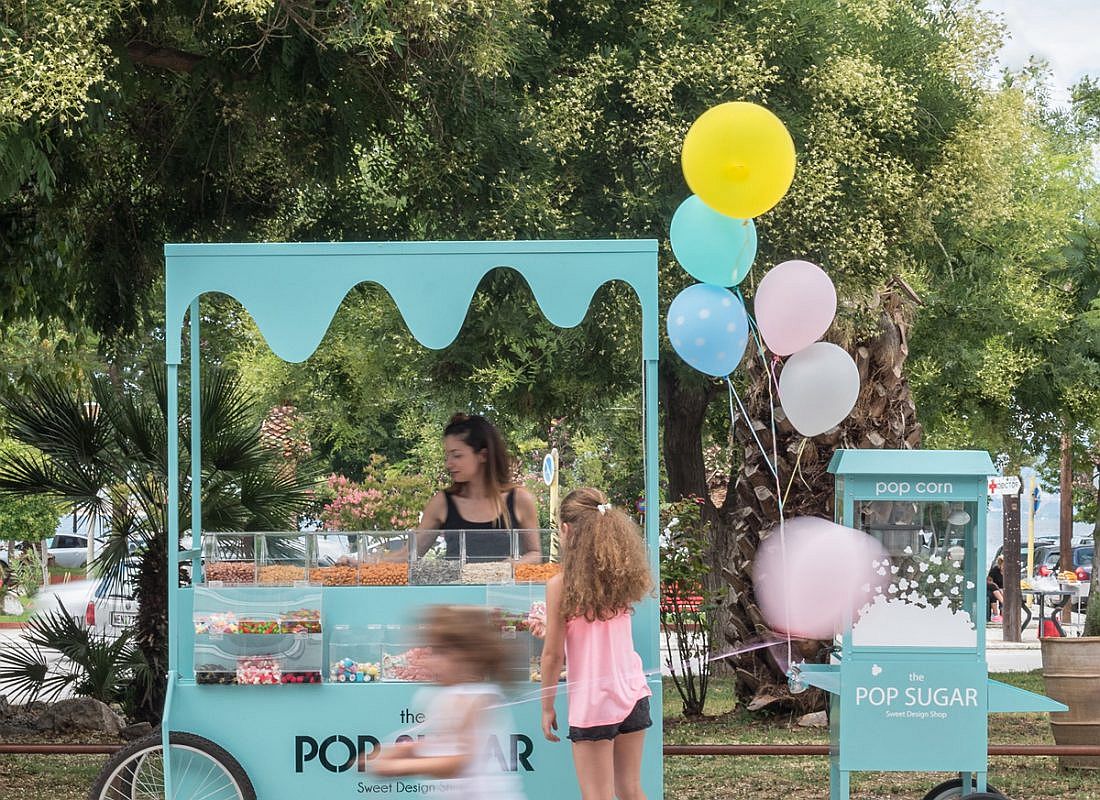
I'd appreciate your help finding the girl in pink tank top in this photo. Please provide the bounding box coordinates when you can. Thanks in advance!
[538,487,654,800]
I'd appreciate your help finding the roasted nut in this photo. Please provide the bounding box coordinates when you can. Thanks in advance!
[204,562,255,584]
[358,562,409,586]
[258,565,306,584]
[514,563,562,583]
[312,565,359,586]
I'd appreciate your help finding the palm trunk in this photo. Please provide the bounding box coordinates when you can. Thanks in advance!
[709,287,922,712]
[133,528,169,723]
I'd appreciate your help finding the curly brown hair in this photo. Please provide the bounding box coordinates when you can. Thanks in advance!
[559,487,653,621]
[421,605,520,685]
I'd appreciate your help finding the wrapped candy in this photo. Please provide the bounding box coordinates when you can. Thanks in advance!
[236,656,281,685]
[195,612,239,635]
[329,657,380,683]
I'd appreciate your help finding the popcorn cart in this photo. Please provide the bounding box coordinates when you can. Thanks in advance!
[89,241,663,799]
[792,450,1065,800]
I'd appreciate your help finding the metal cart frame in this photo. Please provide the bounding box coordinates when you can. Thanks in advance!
[158,240,662,799]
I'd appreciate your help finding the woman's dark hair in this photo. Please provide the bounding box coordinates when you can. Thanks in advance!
[443,413,515,526]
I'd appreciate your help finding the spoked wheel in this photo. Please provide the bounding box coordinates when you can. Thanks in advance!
[921,778,1008,800]
[89,732,255,800]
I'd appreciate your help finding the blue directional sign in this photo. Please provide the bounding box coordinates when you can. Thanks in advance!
[542,452,555,486]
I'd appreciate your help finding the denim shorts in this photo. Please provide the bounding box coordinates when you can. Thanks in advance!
[567,696,652,742]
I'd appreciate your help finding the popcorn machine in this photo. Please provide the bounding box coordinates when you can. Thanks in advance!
[793,449,1065,800]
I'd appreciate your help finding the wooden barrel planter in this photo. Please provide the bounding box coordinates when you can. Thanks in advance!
[1041,637,1100,769]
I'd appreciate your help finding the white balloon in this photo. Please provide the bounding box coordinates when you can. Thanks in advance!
[778,342,859,436]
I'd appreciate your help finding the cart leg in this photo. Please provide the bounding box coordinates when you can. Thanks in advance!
[162,670,177,798]
[959,771,988,795]
[829,761,848,800]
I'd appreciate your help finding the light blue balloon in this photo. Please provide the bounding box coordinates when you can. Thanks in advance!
[670,195,757,287]
[666,283,750,377]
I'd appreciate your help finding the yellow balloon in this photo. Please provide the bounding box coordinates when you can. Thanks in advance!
[681,102,796,219]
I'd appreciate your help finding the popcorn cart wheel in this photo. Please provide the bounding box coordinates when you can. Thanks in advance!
[921,780,1006,800]
[89,731,255,800]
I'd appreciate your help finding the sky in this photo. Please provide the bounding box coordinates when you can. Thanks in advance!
[979,0,1100,105]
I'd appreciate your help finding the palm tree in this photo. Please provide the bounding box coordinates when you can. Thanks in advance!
[0,365,317,721]
[706,284,923,713]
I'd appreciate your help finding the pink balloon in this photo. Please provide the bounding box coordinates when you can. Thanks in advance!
[753,260,837,356]
[753,517,887,640]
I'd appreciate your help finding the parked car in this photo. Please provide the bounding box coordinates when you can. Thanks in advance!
[83,558,140,639]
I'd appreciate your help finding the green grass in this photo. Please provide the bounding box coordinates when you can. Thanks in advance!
[663,672,1100,800]
[0,592,34,623]
[0,753,104,800]
[1,672,1096,799]
[49,565,87,579]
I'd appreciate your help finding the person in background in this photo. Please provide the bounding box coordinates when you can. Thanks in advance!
[417,413,540,562]
[537,487,653,800]
[988,554,1005,623]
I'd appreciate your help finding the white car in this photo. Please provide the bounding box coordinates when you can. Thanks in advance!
[0,535,101,580]
[81,559,139,638]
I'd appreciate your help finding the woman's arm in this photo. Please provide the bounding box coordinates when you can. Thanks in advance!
[540,575,566,742]
[513,487,542,564]
[414,491,448,557]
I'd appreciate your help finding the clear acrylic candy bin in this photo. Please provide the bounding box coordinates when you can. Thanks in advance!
[192,586,323,685]
[328,624,383,683]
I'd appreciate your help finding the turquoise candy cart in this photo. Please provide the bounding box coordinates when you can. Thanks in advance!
[792,449,1065,800]
[88,241,663,800]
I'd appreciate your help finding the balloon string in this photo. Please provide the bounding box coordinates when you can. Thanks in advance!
[737,289,792,671]
[730,221,753,285]
[726,378,778,482]
[760,334,792,674]
[782,438,809,509]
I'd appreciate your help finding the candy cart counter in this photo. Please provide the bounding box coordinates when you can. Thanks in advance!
[121,239,664,800]
[158,528,660,800]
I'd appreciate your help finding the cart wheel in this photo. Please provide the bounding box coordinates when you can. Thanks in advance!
[921,778,1007,800]
[89,731,255,800]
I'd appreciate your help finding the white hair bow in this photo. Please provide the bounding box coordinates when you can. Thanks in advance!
[597,503,612,515]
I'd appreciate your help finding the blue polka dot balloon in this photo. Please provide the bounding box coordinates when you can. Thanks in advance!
[666,283,750,377]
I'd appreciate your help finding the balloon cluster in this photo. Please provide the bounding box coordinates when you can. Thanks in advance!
[667,102,860,437]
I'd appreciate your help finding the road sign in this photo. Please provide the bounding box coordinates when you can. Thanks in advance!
[1032,484,1041,513]
[986,475,1021,496]
[542,451,556,486]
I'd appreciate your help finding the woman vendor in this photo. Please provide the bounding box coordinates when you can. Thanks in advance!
[416,413,541,562]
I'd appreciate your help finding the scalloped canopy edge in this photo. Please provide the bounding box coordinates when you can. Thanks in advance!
[164,241,659,364]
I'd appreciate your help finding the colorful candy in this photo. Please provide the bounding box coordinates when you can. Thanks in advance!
[238,618,281,634]
[194,613,239,635]
[329,657,380,683]
[280,608,322,634]
[281,671,322,684]
[235,656,281,685]
[382,647,433,682]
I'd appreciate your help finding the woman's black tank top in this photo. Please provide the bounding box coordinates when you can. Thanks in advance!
[442,490,516,562]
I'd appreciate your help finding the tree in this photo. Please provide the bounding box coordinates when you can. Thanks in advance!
[0,366,316,720]
[1,0,547,343]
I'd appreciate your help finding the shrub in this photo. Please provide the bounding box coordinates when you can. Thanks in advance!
[660,496,722,717]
